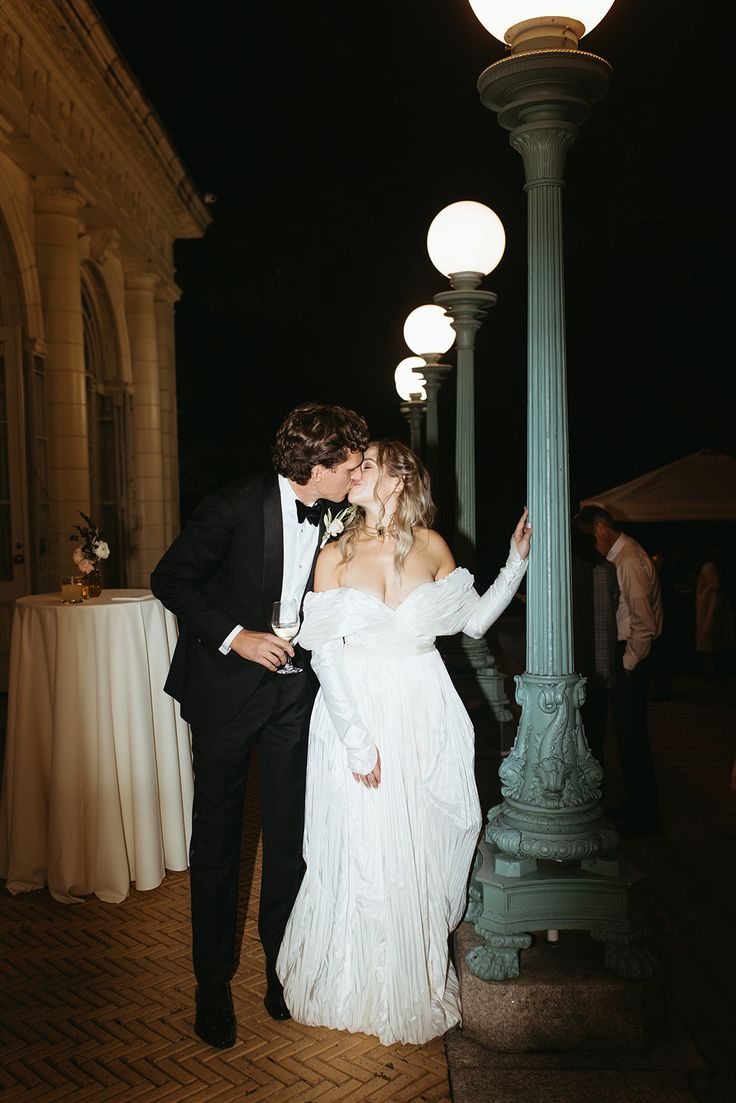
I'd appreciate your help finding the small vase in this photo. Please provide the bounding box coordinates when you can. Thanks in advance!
[83,564,103,599]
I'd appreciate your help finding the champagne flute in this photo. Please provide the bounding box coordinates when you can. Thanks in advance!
[271,600,303,674]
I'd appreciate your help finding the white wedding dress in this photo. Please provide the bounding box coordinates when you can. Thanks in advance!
[277,548,527,1046]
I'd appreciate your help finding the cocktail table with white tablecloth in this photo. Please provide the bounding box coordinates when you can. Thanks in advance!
[0,590,193,903]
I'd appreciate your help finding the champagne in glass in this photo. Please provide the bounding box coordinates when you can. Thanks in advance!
[271,600,303,674]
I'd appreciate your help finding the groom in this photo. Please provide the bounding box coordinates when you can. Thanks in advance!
[151,403,368,1048]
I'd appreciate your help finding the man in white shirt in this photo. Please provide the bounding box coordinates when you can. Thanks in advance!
[574,506,662,837]
[152,404,367,1047]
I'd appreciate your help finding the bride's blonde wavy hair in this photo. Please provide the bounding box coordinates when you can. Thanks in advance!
[337,440,436,577]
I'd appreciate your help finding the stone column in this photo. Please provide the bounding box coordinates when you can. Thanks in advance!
[155,283,181,543]
[32,179,90,583]
[124,268,166,586]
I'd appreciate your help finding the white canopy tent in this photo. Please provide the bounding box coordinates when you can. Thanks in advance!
[579,450,736,522]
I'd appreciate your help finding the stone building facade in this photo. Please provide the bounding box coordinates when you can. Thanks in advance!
[0,1,209,680]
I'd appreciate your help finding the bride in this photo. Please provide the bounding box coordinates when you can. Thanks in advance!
[277,440,531,1045]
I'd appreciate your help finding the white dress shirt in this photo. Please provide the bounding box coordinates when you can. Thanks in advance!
[606,533,663,672]
[219,475,321,653]
[277,475,323,610]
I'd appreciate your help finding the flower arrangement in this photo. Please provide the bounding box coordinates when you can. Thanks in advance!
[70,512,110,574]
[320,504,357,549]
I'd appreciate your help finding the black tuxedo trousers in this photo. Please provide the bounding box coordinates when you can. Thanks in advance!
[190,668,315,984]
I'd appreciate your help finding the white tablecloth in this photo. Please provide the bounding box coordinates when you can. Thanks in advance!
[0,590,193,903]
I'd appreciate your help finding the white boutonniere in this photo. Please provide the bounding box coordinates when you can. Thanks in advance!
[320,504,357,549]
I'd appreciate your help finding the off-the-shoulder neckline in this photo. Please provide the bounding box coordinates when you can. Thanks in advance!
[308,566,472,612]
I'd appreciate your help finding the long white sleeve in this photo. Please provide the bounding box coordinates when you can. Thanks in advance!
[310,638,378,774]
[461,540,528,639]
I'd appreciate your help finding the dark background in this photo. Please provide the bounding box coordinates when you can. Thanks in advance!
[93,0,735,581]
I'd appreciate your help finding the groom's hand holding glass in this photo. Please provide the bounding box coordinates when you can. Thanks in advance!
[270,601,303,674]
[229,627,296,671]
[228,601,303,673]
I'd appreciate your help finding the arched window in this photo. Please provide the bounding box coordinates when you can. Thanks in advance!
[81,266,134,588]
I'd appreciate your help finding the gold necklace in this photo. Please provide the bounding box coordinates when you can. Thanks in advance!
[364,523,390,539]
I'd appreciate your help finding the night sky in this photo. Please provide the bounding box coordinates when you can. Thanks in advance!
[94,0,734,567]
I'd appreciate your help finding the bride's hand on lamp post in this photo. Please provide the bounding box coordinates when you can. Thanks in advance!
[353,749,381,789]
[513,507,532,559]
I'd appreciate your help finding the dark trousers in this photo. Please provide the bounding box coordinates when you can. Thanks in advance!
[611,646,661,823]
[189,670,314,986]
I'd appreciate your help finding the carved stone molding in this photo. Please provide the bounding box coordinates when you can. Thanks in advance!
[23,333,47,358]
[0,1,209,264]
[87,228,120,264]
[154,279,182,306]
[123,266,160,292]
[31,174,89,215]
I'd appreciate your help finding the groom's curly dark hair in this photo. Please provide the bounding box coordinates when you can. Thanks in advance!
[272,402,369,485]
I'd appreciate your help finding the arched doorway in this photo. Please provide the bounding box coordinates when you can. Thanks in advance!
[81,264,134,588]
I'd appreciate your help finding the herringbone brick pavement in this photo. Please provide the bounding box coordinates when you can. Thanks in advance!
[0,755,451,1103]
[3,678,733,1102]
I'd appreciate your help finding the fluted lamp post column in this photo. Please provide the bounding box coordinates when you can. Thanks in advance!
[402,305,455,484]
[395,357,428,457]
[462,0,655,983]
[427,200,513,724]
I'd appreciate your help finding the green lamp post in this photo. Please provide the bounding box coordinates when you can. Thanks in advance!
[428,200,505,570]
[462,0,656,981]
[394,356,428,456]
[403,305,455,482]
[428,200,514,725]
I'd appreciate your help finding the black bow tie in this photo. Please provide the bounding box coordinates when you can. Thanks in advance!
[295,500,321,527]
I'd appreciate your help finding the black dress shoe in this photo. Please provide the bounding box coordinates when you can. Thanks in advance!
[194,981,236,1047]
[263,965,291,1021]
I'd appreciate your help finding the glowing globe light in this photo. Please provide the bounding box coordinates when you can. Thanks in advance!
[403,305,456,356]
[394,357,428,402]
[467,0,615,43]
[427,201,505,278]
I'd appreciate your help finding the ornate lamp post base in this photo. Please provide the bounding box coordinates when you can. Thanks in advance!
[465,842,656,983]
[464,671,656,981]
[490,673,614,860]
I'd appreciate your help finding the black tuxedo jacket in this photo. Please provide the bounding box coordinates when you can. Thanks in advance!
[150,472,325,730]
